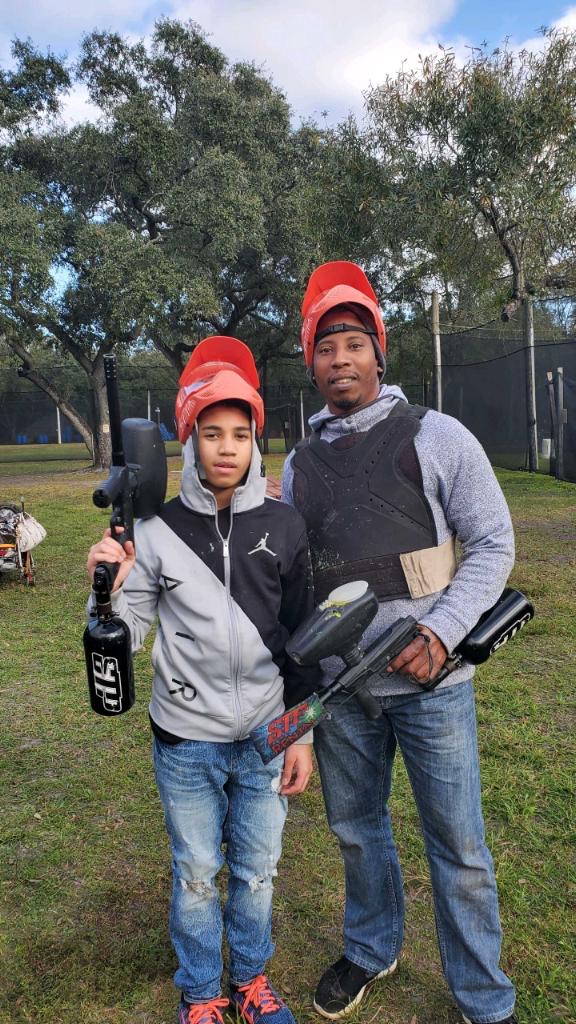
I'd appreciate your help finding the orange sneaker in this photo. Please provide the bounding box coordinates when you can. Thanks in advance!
[230,975,296,1023]
[177,995,229,1024]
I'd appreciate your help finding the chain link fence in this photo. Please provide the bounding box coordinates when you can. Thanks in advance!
[440,299,576,482]
[0,360,428,456]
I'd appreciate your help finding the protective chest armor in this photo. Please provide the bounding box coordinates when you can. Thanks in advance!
[292,403,441,603]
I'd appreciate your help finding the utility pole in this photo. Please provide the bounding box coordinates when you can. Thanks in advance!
[431,291,442,413]
[523,297,538,472]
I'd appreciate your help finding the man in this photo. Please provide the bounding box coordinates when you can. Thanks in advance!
[281,262,518,1024]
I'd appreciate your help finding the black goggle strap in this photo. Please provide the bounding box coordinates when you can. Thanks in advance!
[315,322,376,343]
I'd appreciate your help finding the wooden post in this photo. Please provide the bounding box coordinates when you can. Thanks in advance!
[523,297,538,472]
[556,367,565,481]
[431,291,442,413]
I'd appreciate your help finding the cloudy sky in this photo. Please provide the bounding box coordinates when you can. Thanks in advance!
[1,0,575,123]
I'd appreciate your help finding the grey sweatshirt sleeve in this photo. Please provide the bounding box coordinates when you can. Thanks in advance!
[416,412,515,653]
[87,524,161,652]
[281,449,296,506]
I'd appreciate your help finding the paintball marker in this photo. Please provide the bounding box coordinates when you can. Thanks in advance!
[83,354,168,717]
[251,580,534,763]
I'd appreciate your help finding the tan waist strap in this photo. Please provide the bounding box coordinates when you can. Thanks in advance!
[399,536,457,599]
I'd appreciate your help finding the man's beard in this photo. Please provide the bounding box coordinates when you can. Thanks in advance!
[330,395,361,411]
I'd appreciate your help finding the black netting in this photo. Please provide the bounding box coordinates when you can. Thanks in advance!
[0,358,430,458]
[441,331,576,480]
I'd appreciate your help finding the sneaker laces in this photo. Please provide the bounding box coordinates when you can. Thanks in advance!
[236,975,282,1015]
[185,997,229,1024]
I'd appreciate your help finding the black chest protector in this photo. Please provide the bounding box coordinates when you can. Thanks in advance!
[292,402,438,602]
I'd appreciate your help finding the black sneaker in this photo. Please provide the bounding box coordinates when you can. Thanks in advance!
[313,955,397,1019]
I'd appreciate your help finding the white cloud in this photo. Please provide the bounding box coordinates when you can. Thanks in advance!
[552,5,576,29]
[2,0,575,127]
[170,0,459,120]
[1,0,150,44]
[58,83,101,127]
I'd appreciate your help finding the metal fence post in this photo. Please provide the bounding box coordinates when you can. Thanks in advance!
[556,367,565,481]
[546,371,558,477]
[523,297,538,472]
[431,291,442,413]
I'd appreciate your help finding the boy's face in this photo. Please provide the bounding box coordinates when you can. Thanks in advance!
[197,403,253,504]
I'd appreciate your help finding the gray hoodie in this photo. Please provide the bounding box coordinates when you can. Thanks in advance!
[89,431,317,739]
[281,384,515,695]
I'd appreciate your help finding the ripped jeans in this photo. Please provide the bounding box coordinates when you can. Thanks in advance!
[154,736,287,1003]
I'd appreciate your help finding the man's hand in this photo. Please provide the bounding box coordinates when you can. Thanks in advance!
[387,625,447,685]
[87,527,135,592]
[266,476,282,499]
[280,743,313,795]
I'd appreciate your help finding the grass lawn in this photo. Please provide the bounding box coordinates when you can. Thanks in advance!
[0,456,574,1024]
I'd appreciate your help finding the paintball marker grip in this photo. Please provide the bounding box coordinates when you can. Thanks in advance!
[343,676,382,719]
[419,588,535,691]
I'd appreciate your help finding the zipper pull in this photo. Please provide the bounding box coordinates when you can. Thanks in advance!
[222,539,229,558]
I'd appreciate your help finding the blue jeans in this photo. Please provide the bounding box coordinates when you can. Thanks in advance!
[154,736,287,1003]
[313,681,515,1024]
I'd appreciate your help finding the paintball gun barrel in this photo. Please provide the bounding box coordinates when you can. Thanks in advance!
[251,581,534,763]
[83,355,168,717]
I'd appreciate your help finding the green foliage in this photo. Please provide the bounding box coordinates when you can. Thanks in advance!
[362,30,576,320]
[0,39,69,130]
[0,19,335,463]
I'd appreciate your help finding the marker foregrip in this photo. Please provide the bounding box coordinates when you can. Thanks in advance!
[343,676,383,719]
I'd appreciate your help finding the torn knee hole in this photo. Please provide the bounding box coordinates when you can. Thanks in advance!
[180,878,214,898]
[248,869,277,893]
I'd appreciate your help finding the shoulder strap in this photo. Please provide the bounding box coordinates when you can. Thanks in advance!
[388,400,429,420]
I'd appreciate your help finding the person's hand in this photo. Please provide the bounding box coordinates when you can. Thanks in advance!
[387,625,447,685]
[87,527,135,592]
[280,743,313,795]
[266,476,282,499]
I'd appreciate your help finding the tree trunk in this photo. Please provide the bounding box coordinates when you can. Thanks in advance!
[91,357,112,470]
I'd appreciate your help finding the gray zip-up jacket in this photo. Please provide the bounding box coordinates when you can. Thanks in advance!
[282,385,515,695]
[89,434,318,740]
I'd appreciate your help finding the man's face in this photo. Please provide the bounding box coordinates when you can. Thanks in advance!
[197,403,252,504]
[312,310,381,415]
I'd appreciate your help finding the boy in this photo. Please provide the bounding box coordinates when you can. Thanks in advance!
[87,337,317,1024]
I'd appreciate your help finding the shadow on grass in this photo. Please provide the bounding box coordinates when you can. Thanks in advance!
[3,881,175,1018]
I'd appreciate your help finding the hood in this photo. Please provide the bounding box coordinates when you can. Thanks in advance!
[308,382,408,436]
[179,420,267,516]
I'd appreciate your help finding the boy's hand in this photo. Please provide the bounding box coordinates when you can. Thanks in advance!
[87,527,135,592]
[280,743,313,796]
